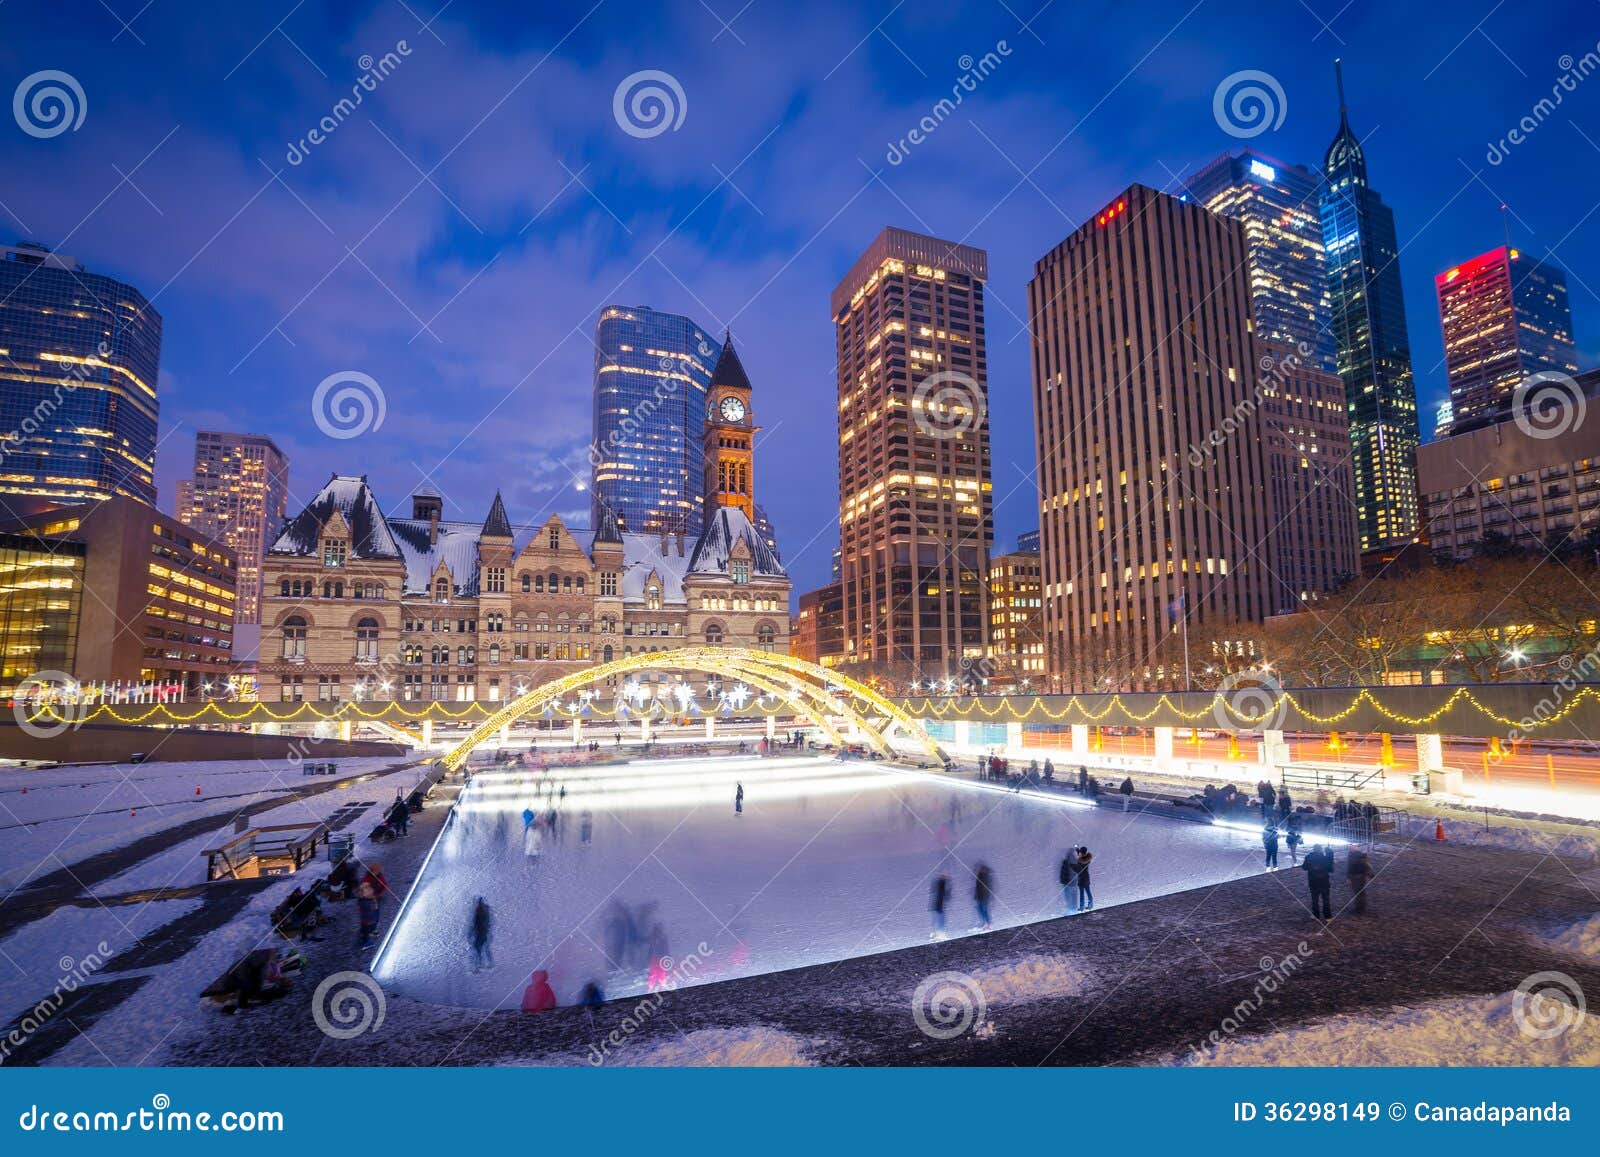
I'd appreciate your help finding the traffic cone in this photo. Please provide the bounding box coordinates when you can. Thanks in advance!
[130,808,137,818]
[1434,819,1445,842]
[195,785,202,796]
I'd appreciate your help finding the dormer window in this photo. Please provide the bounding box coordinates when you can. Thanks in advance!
[731,559,750,585]
[322,539,346,568]
[647,584,661,611]
[433,578,450,603]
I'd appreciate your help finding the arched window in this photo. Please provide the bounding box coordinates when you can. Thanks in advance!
[535,574,544,593]
[548,571,559,592]
[280,579,290,597]
[563,575,573,591]
[576,576,585,593]
[647,584,661,611]
[489,643,500,664]
[434,578,450,602]
[282,616,307,659]
[521,573,531,592]
[431,645,445,665]
[705,623,724,645]
[602,644,614,663]
[756,623,776,651]
[322,581,333,599]
[356,617,379,660]
[457,645,468,666]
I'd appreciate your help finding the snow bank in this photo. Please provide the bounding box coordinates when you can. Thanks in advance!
[1545,913,1600,959]
[964,953,1092,1005]
[621,1026,815,1067]
[1183,990,1600,1066]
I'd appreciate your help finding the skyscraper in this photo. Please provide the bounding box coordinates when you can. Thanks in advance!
[1029,186,1273,689]
[591,305,720,537]
[1185,149,1335,371]
[832,227,992,675]
[1319,61,1420,552]
[0,242,161,508]
[177,431,290,623]
[1435,245,1577,434]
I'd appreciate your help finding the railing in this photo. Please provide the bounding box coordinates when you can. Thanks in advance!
[1279,762,1388,794]
[204,821,329,881]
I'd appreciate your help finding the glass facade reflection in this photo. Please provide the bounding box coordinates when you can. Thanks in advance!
[0,531,84,696]
[1186,149,1336,371]
[591,306,719,536]
[1320,68,1419,552]
[0,242,161,507]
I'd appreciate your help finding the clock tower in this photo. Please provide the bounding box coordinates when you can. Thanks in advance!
[702,334,758,521]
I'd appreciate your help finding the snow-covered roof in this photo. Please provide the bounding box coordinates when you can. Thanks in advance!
[270,478,772,601]
[687,506,787,579]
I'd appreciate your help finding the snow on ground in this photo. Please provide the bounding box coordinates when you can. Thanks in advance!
[373,757,1274,1009]
[963,952,1092,1006]
[617,1026,816,1067]
[0,756,408,892]
[1182,990,1600,1066]
[0,896,203,1023]
[1544,913,1600,959]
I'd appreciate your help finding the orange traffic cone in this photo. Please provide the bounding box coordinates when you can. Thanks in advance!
[195,785,202,796]
[1434,819,1445,842]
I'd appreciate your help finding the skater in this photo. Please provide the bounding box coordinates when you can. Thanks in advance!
[1260,780,1277,819]
[523,818,544,859]
[362,862,391,904]
[1285,814,1303,864]
[470,896,494,971]
[735,782,744,815]
[978,754,988,780]
[1278,787,1293,820]
[1301,844,1333,920]
[973,862,995,930]
[580,810,594,845]
[1346,847,1373,914]
[1059,848,1079,912]
[1119,776,1134,811]
[1262,824,1279,869]
[1043,758,1054,783]
[1075,847,1094,910]
[1077,766,1089,795]
[522,806,536,830]
[520,969,557,1012]
[356,881,380,949]
[578,980,605,1018]
[387,793,410,836]
[930,871,950,938]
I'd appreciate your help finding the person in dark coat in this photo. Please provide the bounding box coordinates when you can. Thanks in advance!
[1260,781,1277,817]
[973,863,995,930]
[1346,848,1373,914]
[1119,776,1135,811]
[1043,758,1055,783]
[930,871,950,938]
[1077,766,1089,794]
[1262,824,1279,869]
[735,782,744,815]
[1285,814,1303,865]
[470,896,494,971]
[1059,849,1080,911]
[1075,847,1094,910]
[1278,787,1293,820]
[1301,845,1333,920]
[388,794,410,835]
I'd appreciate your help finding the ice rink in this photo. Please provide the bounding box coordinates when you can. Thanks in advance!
[372,755,1279,1009]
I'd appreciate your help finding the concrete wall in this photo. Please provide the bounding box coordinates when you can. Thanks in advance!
[0,722,405,764]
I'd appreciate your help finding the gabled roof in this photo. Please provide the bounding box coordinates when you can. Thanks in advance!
[268,474,401,560]
[687,505,786,578]
[593,496,623,545]
[482,491,513,538]
[707,333,752,394]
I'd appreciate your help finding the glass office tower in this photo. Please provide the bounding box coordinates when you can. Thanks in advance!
[1186,149,1336,371]
[0,242,162,507]
[591,306,720,537]
[1436,246,1577,435]
[1319,64,1420,552]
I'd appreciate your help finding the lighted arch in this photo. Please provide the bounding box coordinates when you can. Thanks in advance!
[437,646,947,771]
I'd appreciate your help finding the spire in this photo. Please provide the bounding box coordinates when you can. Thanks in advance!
[1323,57,1366,187]
[593,495,623,544]
[707,333,753,394]
[482,491,512,538]
[1334,58,1348,127]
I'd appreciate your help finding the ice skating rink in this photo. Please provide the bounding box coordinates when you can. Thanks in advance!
[371,755,1277,1009]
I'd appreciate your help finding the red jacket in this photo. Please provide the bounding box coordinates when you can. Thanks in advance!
[521,971,556,1012]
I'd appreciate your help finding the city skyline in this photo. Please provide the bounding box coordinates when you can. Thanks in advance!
[0,2,1594,604]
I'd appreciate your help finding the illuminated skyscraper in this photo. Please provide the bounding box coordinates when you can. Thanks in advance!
[591,306,720,537]
[832,227,992,676]
[1435,246,1576,435]
[1319,62,1420,552]
[177,431,290,623]
[1186,149,1335,371]
[0,242,161,508]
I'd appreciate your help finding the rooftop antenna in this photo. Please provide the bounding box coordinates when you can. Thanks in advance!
[1334,58,1349,125]
[1500,203,1513,253]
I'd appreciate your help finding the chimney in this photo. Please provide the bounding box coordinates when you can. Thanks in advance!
[676,532,685,557]
[429,507,439,546]
[660,531,669,556]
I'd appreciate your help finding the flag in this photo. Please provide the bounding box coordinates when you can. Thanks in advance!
[1167,593,1186,624]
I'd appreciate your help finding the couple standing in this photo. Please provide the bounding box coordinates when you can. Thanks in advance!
[1060,846,1094,912]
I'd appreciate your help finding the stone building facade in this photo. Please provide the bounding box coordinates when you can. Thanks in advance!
[256,341,789,705]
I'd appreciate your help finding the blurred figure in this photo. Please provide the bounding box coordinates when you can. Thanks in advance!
[1285,814,1304,865]
[1346,847,1373,914]
[929,871,950,938]
[520,970,556,1012]
[973,862,995,930]
[735,782,744,815]
[580,810,594,845]
[1075,847,1094,911]
[523,818,544,859]
[356,881,379,949]
[578,980,605,1020]
[1301,844,1333,920]
[1262,824,1279,869]
[470,896,494,971]
[1059,848,1079,912]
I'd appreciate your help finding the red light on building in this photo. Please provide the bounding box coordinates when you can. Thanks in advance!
[1097,198,1129,227]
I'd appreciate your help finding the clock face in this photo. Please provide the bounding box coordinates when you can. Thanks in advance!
[718,395,747,424]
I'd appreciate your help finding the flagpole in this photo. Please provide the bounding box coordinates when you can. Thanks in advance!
[1181,585,1191,689]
